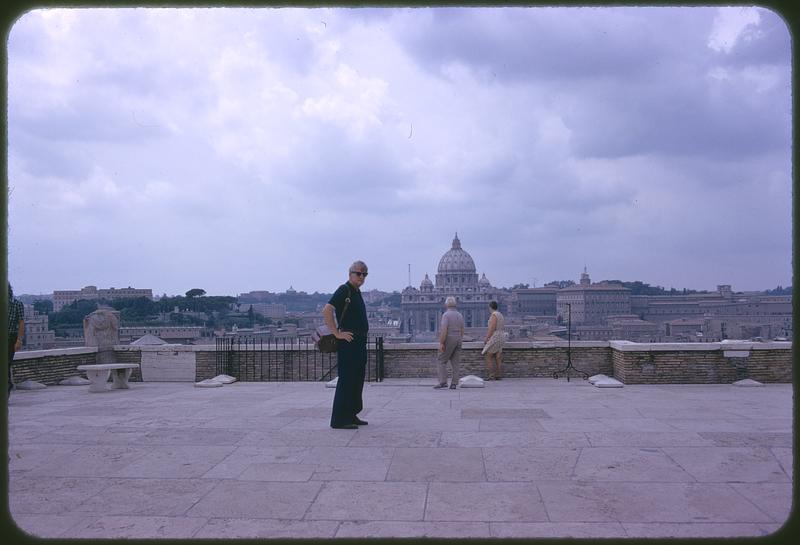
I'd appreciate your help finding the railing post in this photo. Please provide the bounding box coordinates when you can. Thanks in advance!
[378,336,384,382]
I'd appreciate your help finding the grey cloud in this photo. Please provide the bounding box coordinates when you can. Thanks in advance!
[561,61,789,160]
[391,7,789,161]
[396,8,713,82]
[12,90,169,143]
[718,9,791,67]
[8,130,93,181]
[268,124,415,215]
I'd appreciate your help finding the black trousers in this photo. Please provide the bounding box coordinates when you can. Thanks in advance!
[8,333,17,396]
[330,337,367,427]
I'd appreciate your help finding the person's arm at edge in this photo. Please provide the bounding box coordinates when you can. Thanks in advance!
[438,314,448,352]
[323,304,353,342]
[485,313,496,343]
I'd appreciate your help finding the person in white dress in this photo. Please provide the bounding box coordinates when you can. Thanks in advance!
[482,301,506,380]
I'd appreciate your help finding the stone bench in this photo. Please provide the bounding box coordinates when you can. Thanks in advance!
[76,364,140,393]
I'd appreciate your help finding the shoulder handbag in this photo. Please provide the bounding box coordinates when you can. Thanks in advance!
[313,286,351,353]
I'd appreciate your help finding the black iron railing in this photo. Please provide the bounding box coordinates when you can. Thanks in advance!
[215,336,384,382]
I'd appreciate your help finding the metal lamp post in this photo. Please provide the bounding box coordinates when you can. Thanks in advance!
[553,302,589,381]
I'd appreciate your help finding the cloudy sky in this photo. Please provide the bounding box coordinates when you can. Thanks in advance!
[6,6,792,296]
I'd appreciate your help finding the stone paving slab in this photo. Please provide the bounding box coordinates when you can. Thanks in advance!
[10,477,111,515]
[336,520,492,538]
[65,515,209,539]
[347,429,441,448]
[489,521,629,538]
[377,416,480,431]
[6,379,793,539]
[23,427,150,445]
[484,447,580,481]
[476,417,547,431]
[238,428,355,447]
[697,431,793,447]
[662,418,792,432]
[25,445,152,478]
[7,423,57,442]
[386,447,485,481]
[201,446,309,479]
[537,481,775,523]
[426,482,548,522]
[9,443,83,472]
[621,522,773,537]
[729,482,794,523]
[305,481,427,521]
[204,416,298,430]
[185,480,323,519]
[70,478,219,516]
[661,446,790,482]
[11,513,93,538]
[440,430,589,448]
[238,462,317,482]
[584,431,716,447]
[115,445,238,479]
[461,408,550,419]
[771,447,793,478]
[301,446,394,481]
[193,517,340,538]
[572,447,696,482]
[136,427,249,445]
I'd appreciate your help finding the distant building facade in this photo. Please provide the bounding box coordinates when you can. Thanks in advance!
[236,303,287,320]
[53,285,153,311]
[21,305,56,350]
[633,284,792,341]
[555,269,632,325]
[509,287,558,317]
[401,234,500,339]
[119,326,203,344]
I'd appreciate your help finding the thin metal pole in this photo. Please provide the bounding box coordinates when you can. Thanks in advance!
[553,302,589,381]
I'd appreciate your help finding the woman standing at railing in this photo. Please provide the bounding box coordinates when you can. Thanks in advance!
[482,300,506,380]
[323,261,370,429]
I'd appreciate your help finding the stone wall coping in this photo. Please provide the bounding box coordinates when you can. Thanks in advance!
[383,341,611,349]
[15,339,791,360]
[124,342,614,351]
[114,344,207,352]
[14,346,98,360]
[609,340,792,351]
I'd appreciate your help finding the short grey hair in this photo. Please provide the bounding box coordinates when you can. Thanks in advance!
[349,260,368,273]
[445,296,457,308]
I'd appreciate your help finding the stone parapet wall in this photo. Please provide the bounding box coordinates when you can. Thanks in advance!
[11,348,99,386]
[609,341,793,384]
[382,342,613,379]
[743,348,793,383]
[195,350,217,382]
[111,349,143,382]
[12,341,792,385]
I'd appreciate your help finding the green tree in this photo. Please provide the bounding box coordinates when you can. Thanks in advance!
[33,299,53,315]
[185,288,206,312]
[49,299,100,332]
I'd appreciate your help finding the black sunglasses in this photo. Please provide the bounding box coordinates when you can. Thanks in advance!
[350,271,368,277]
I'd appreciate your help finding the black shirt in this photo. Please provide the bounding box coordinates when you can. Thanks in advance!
[328,282,368,334]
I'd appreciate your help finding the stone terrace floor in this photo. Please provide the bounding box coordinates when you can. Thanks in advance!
[5,378,794,539]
